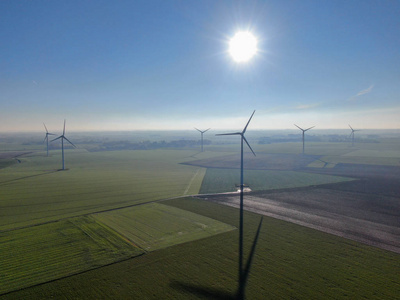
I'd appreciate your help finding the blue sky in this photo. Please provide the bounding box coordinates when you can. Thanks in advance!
[1,0,399,132]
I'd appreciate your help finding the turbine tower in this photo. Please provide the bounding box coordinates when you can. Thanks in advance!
[216,110,256,299]
[43,123,55,157]
[51,120,76,170]
[294,124,315,155]
[194,128,210,152]
[349,124,360,147]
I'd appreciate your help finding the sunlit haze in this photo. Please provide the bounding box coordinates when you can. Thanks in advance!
[1,1,399,132]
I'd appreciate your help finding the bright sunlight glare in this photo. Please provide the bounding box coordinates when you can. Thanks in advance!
[229,31,258,63]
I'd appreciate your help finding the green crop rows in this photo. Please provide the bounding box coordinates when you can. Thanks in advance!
[0,150,206,231]
[0,216,142,295]
[93,203,235,251]
[4,198,399,299]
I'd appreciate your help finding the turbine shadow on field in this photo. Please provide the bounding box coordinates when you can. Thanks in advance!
[0,170,58,186]
[241,217,263,294]
[170,281,235,300]
[170,217,263,300]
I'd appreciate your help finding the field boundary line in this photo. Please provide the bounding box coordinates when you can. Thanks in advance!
[183,169,201,195]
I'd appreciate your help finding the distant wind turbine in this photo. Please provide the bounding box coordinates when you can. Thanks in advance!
[349,124,360,147]
[294,124,315,154]
[216,110,256,300]
[51,120,76,170]
[194,128,210,152]
[43,123,55,157]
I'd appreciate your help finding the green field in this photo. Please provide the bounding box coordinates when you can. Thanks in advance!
[0,149,207,230]
[3,198,399,299]
[93,203,235,251]
[0,216,142,295]
[1,137,399,298]
[199,168,354,194]
[0,202,234,295]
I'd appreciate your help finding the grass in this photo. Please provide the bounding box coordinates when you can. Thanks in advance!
[199,168,354,194]
[0,159,16,170]
[93,203,235,251]
[4,198,399,299]
[0,149,207,231]
[321,155,400,166]
[1,139,399,298]
[0,216,142,295]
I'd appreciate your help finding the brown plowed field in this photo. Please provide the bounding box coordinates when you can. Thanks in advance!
[198,179,400,254]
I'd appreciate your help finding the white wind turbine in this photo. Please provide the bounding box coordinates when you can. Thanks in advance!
[51,120,76,170]
[43,123,55,157]
[294,124,315,154]
[194,128,210,152]
[216,110,256,299]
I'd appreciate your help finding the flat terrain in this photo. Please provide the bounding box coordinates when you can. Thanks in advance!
[3,198,399,299]
[93,203,235,252]
[199,179,400,254]
[0,149,207,230]
[1,135,400,298]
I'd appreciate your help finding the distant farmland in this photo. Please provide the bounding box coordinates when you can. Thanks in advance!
[0,149,206,230]
[199,168,354,194]
[1,136,399,299]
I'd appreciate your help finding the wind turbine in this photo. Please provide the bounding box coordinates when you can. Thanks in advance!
[216,110,256,299]
[51,120,76,170]
[194,128,210,152]
[294,124,315,155]
[43,123,55,157]
[349,124,360,147]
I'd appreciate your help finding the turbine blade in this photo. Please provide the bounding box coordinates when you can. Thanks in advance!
[64,136,76,148]
[242,110,256,134]
[194,127,201,133]
[203,128,211,133]
[348,124,353,131]
[50,136,62,142]
[215,132,241,136]
[294,124,303,131]
[43,123,48,133]
[43,134,48,143]
[63,119,66,135]
[243,136,256,156]
[304,125,315,131]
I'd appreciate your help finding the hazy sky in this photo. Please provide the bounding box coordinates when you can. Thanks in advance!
[1,0,399,132]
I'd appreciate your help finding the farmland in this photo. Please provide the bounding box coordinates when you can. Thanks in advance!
[0,149,208,230]
[2,198,399,299]
[1,132,400,298]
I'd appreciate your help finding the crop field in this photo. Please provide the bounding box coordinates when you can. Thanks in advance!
[0,202,234,295]
[1,134,400,298]
[4,198,399,299]
[199,168,354,194]
[0,149,209,231]
[93,203,235,251]
[0,216,142,295]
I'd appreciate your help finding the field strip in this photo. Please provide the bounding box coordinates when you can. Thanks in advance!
[92,202,236,252]
[202,194,400,254]
[0,216,144,295]
[183,168,202,195]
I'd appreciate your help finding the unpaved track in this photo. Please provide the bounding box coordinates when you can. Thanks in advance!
[198,182,400,254]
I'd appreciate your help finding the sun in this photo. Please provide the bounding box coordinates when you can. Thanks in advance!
[229,31,258,63]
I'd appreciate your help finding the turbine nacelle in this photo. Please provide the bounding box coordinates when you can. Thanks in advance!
[216,110,256,156]
[294,124,315,154]
[50,119,76,170]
